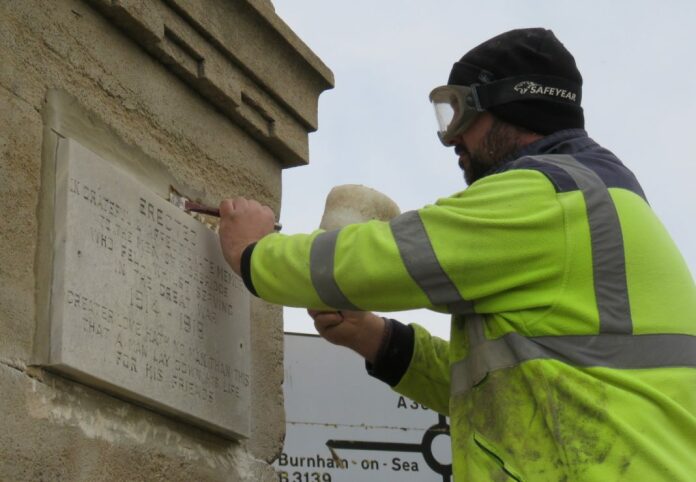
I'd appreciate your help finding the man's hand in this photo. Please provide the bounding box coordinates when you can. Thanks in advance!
[218,197,276,275]
[308,310,386,363]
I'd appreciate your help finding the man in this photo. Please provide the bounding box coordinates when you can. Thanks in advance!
[219,28,696,481]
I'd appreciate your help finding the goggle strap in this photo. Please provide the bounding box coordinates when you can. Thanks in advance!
[474,75,582,109]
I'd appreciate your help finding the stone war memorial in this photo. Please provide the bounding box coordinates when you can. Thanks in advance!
[0,1,333,480]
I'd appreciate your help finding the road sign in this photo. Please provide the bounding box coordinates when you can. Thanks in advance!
[275,333,452,481]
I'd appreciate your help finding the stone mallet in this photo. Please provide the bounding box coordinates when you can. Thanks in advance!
[318,183,400,465]
[318,184,400,231]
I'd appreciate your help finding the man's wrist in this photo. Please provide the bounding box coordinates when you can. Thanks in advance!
[371,317,393,364]
[357,314,387,364]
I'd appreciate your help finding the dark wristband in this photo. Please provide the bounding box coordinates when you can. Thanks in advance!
[240,242,259,297]
[366,319,414,387]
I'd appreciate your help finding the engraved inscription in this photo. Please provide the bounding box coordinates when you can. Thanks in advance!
[49,138,250,438]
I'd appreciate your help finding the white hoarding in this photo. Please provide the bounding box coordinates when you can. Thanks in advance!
[276,333,452,481]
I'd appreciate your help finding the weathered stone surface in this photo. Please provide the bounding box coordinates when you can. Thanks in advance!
[0,362,278,481]
[0,85,42,363]
[248,297,285,460]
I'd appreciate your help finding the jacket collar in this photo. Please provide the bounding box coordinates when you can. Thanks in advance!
[474,128,592,183]
[511,128,589,160]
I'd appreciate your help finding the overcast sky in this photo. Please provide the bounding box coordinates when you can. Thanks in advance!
[271,0,696,339]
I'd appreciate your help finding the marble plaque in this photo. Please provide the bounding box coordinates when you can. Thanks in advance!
[46,137,250,439]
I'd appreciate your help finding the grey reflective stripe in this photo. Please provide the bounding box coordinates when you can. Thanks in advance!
[449,154,673,397]
[451,330,696,396]
[530,155,631,334]
[466,313,486,345]
[309,230,359,310]
[448,299,476,315]
[390,211,475,314]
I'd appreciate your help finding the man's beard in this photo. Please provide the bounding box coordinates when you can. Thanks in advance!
[457,119,525,185]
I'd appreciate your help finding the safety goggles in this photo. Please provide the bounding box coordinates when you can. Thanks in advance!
[429,75,582,146]
[429,85,484,146]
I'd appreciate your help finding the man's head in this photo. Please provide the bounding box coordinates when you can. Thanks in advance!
[453,112,541,185]
[430,28,584,184]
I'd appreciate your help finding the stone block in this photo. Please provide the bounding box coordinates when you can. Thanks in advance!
[0,0,332,477]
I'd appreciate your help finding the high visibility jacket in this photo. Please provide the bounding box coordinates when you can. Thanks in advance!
[241,129,696,481]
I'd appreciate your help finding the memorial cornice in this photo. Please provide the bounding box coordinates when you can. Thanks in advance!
[86,0,335,167]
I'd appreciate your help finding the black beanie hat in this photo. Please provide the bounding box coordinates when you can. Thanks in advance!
[448,28,584,134]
